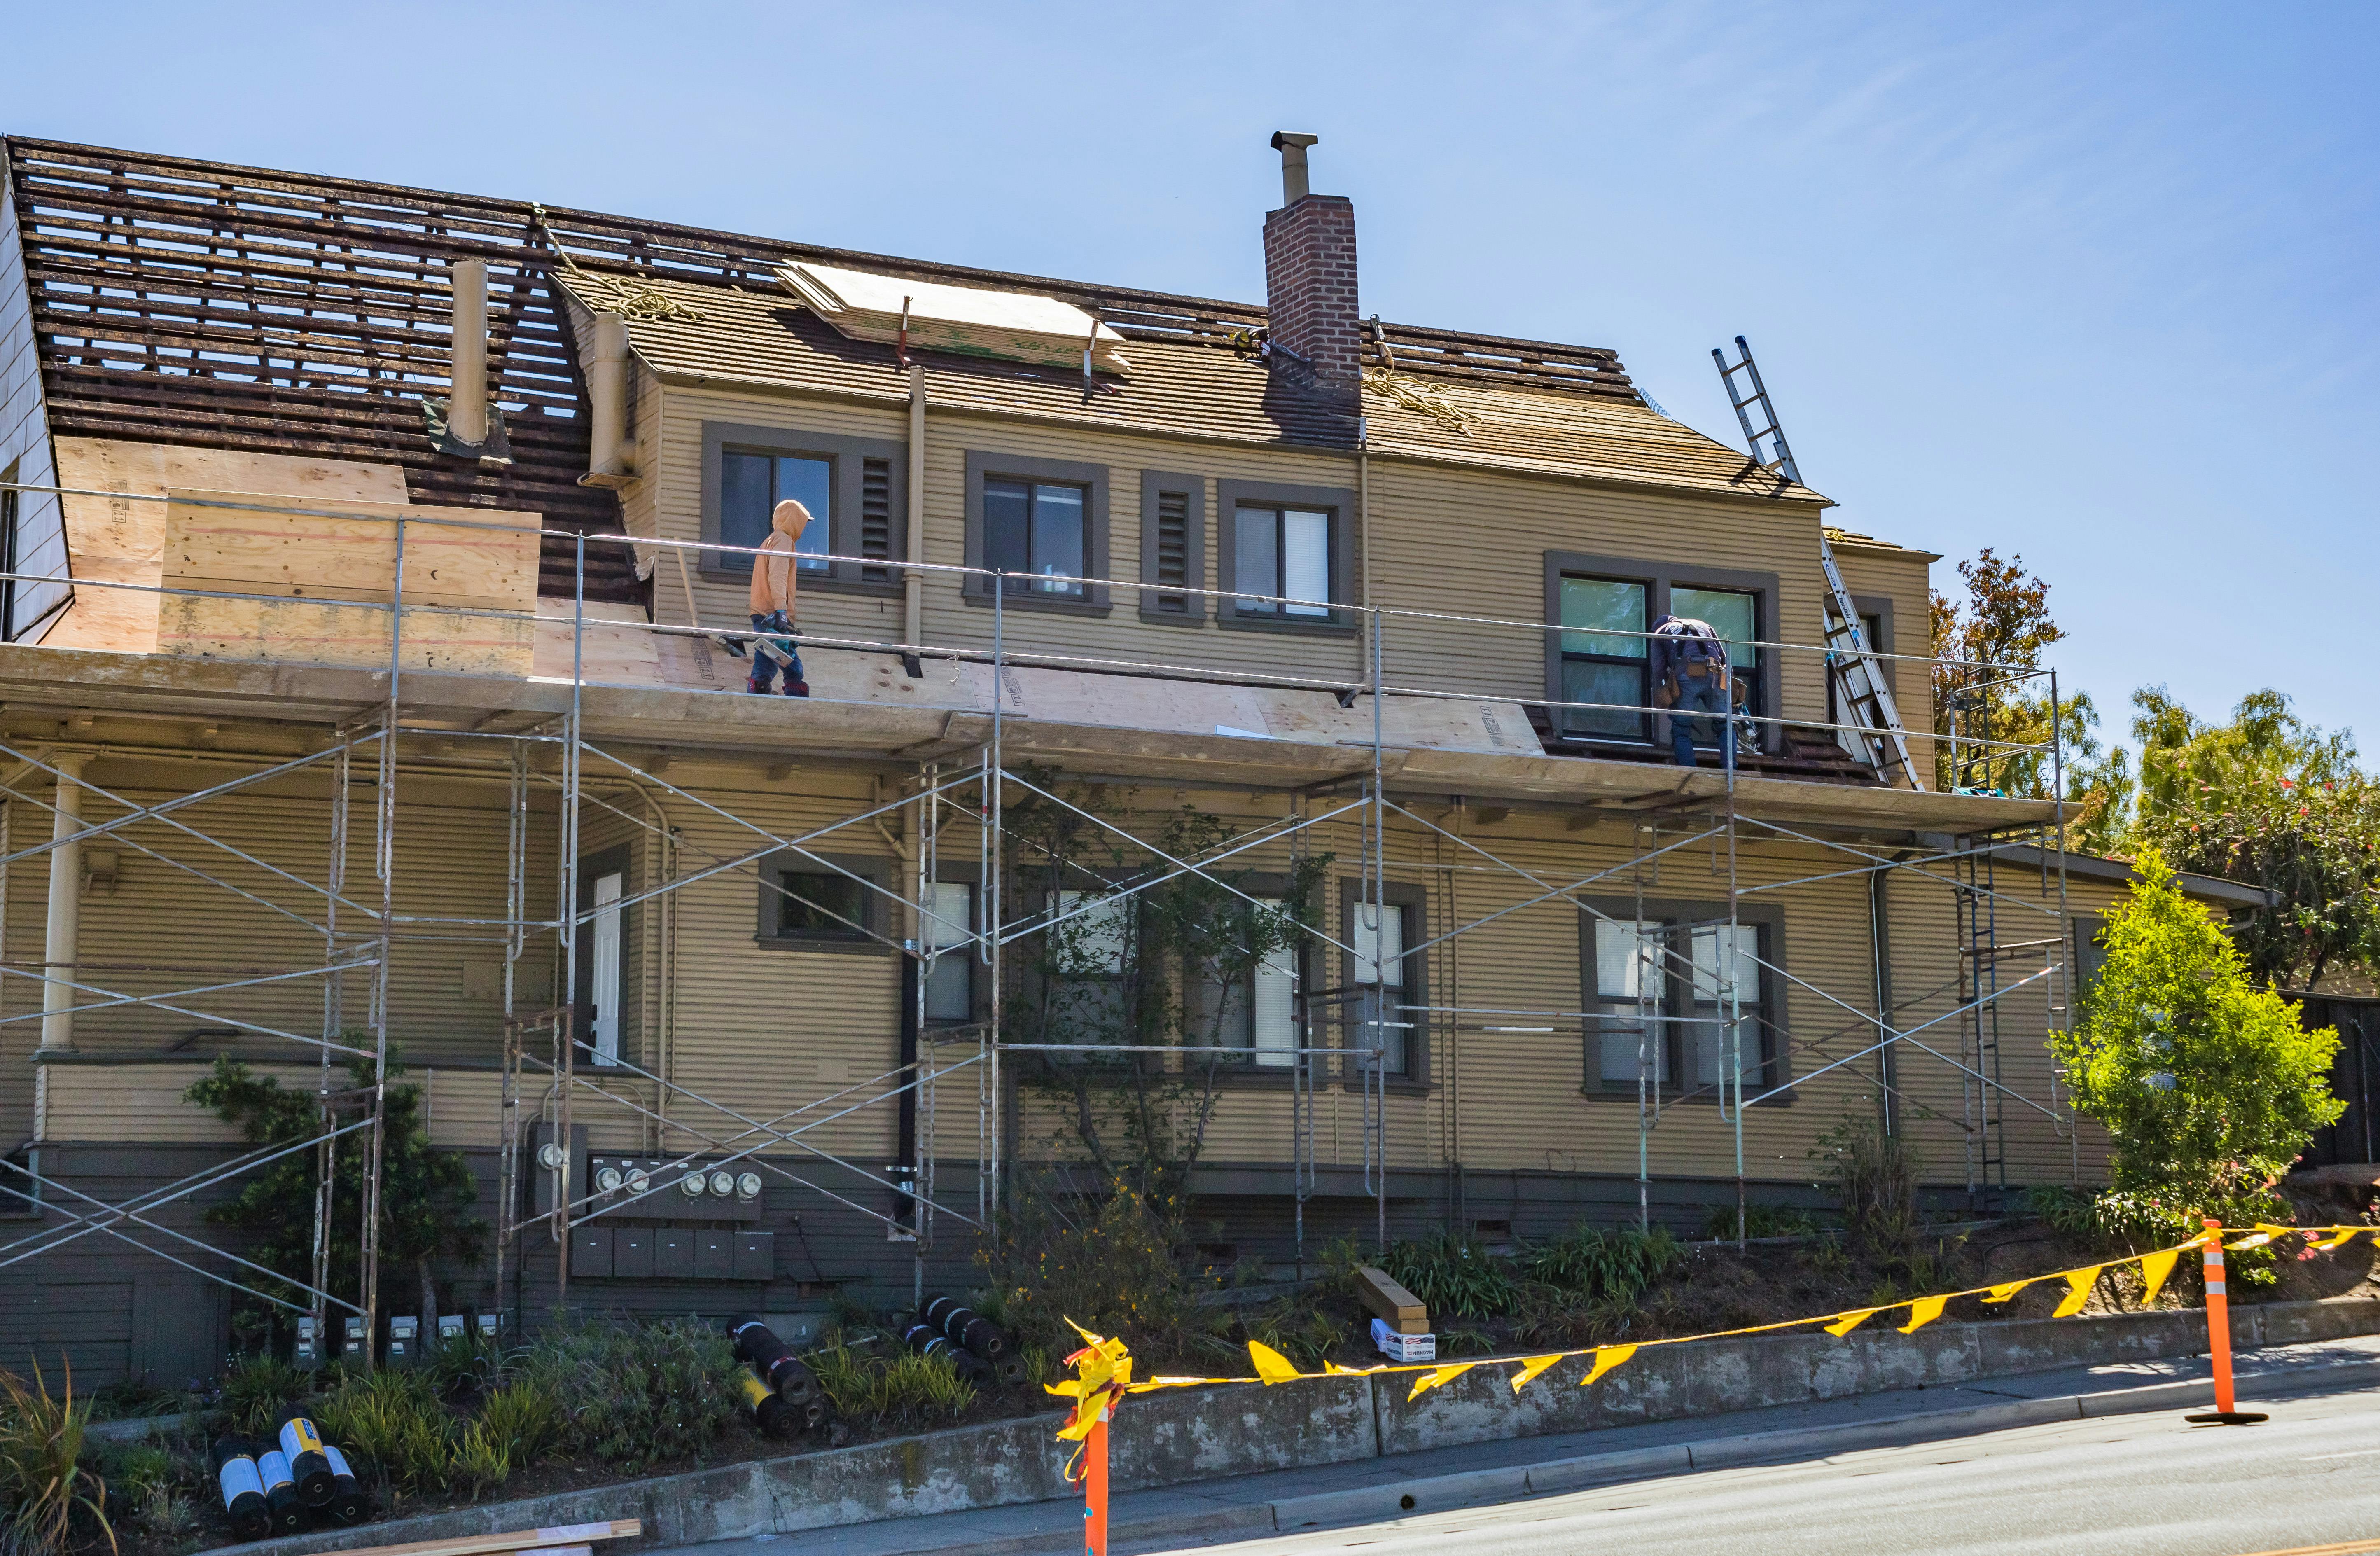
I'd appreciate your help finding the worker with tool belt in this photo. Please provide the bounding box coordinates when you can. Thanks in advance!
[1649,613,1732,768]
[747,500,811,697]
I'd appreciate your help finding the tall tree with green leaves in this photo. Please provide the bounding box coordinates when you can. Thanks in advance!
[1929,549,2107,804]
[2106,686,2380,987]
[186,1052,484,1345]
[2054,854,2342,1221]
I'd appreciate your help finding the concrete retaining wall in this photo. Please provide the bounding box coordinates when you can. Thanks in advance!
[221,1294,2380,1556]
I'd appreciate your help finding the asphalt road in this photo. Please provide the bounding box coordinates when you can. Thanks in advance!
[1154,1379,2380,1556]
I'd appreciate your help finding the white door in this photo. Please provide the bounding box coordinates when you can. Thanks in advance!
[591,871,623,1065]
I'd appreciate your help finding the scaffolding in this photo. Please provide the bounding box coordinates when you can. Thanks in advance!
[0,475,2082,1357]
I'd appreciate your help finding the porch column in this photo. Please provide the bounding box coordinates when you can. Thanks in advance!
[40,751,88,1052]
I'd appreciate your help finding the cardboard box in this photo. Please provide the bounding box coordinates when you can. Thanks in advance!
[1355,1266,1431,1335]
[1371,1319,1436,1362]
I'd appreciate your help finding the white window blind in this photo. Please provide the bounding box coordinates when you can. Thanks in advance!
[1595,918,1666,1084]
[1282,509,1329,616]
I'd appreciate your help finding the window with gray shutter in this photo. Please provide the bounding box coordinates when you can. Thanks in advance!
[1152,487,1191,614]
[860,457,893,584]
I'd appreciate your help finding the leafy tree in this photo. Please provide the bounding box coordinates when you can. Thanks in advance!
[2053,854,2342,1222]
[2100,687,2379,987]
[1929,549,2106,802]
[185,1051,484,1346]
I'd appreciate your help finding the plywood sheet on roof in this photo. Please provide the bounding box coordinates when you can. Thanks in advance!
[44,439,411,655]
[775,262,1131,374]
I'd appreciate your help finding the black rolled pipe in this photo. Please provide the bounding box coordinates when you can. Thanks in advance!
[900,1320,992,1383]
[252,1447,306,1534]
[740,1371,803,1439]
[274,1412,336,1506]
[923,1294,1012,1360]
[319,1445,368,1525]
[209,1438,271,1542]
[728,1315,819,1402]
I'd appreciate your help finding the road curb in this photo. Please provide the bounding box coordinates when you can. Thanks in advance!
[925,1355,2380,1555]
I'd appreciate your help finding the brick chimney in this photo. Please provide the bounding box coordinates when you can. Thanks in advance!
[1262,132,1361,404]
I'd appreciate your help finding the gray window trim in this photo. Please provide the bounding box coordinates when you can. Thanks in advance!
[1139,470,1208,626]
[1573,894,1791,1103]
[700,421,908,595]
[962,450,1112,615]
[920,863,983,1026]
[1339,878,1430,1092]
[1542,551,1784,753]
[754,849,896,955]
[1215,478,1360,636]
[1849,593,1897,696]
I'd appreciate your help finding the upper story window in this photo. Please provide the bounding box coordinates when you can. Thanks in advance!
[1670,585,1761,715]
[985,479,1089,598]
[701,423,906,592]
[964,452,1111,613]
[1215,480,1356,633]
[1543,553,1781,750]
[1558,577,1649,741]
[722,451,831,572]
[1232,504,1331,617]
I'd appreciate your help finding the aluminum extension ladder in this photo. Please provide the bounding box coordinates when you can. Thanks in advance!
[1711,334,1924,790]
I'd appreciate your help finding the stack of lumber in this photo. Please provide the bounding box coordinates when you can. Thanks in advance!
[1354,1265,1430,1335]
[778,261,1132,375]
[326,1518,640,1556]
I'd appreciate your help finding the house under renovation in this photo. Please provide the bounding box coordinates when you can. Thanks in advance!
[0,133,2270,1383]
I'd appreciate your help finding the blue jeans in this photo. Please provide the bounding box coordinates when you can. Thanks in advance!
[747,612,806,695]
[1670,678,1733,767]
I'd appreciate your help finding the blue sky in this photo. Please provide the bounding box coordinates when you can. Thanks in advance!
[9,2,2373,758]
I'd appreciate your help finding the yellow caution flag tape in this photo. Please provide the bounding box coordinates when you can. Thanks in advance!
[1051,1223,2375,1439]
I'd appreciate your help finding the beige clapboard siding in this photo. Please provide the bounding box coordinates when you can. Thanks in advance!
[19,747,2102,1192]
[1830,541,1939,762]
[641,380,1929,720]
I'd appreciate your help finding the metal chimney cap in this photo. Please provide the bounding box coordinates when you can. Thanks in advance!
[1270,132,1320,204]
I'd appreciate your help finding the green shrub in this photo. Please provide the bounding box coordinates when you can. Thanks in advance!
[516,1320,740,1472]
[1519,1225,1683,1303]
[985,1179,1215,1358]
[425,1332,515,1401]
[1814,1115,1918,1251]
[2055,854,2343,1213]
[469,1380,560,1470]
[1239,1301,1346,1369]
[1383,1233,1520,1319]
[447,1420,509,1502]
[0,1362,112,1556]
[808,1337,974,1423]
[312,1369,451,1494]
[2025,1185,2099,1237]
[217,1354,309,1438]
[1702,1203,1819,1242]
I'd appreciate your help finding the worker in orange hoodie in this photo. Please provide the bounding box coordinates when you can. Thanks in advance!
[747,500,810,697]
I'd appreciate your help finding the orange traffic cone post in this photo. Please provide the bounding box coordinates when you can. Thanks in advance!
[2186,1217,2267,1426]
[1084,1411,1109,1556]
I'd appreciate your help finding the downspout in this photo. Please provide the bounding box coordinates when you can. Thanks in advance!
[1871,848,1915,1135]
[898,367,928,1251]
[38,751,89,1058]
[904,364,926,652]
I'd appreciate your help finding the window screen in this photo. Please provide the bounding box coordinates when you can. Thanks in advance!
[722,451,831,571]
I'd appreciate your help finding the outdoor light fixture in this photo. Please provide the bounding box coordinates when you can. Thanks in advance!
[709,1170,737,1197]
[737,1172,762,1201]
